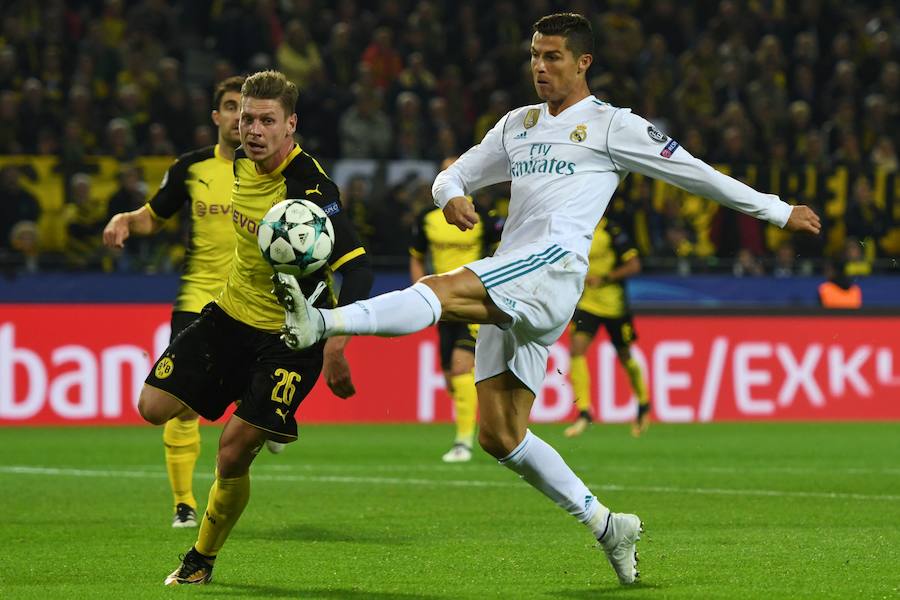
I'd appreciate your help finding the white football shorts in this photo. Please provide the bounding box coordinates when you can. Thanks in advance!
[466,242,586,394]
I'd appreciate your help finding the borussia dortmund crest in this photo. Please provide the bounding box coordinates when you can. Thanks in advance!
[570,124,587,143]
[524,108,540,129]
[155,357,174,379]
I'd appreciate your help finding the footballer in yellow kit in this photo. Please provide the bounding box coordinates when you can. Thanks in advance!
[136,70,373,586]
[410,177,500,462]
[565,218,651,438]
[103,76,245,529]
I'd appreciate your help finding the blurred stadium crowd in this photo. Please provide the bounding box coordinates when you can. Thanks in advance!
[0,0,898,276]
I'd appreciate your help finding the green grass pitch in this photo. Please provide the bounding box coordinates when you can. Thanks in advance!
[1,422,898,599]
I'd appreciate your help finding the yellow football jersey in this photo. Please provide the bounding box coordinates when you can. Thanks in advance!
[576,219,639,318]
[217,144,368,331]
[147,144,235,313]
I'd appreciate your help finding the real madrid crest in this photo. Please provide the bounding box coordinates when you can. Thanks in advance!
[646,126,667,143]
[524,108,540,129]
[570,124,587,143]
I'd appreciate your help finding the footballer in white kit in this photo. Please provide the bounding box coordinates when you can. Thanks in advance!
[433,95,793,394]
[275,12,821,587]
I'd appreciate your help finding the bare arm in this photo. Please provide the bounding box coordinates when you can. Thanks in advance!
[322,336,355,398]
[102,205,163,249]
[409,253,427,283]
[586,255,641,286]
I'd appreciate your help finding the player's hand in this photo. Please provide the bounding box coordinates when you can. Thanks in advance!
[785,205,821,235]
[443,197,479,231]
[102,214,131,249]
[323,341,356,398]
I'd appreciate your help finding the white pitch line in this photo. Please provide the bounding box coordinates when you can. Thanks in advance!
[2,465,900,503]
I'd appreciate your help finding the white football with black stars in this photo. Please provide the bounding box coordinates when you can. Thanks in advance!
[258,199,335,277]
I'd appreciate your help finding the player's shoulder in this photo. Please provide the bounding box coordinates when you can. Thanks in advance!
[417,203,442,222]
[175,145,217,168]
[283,146,332,181]
[504,103,543,131]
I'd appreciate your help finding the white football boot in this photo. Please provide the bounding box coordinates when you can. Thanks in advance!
[598,512,643,584]
[265,440,286,454]
[272,273,327,350]
[441,443,473,463]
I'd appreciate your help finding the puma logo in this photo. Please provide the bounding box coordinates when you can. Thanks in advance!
[305,183,322,196]
[275,407,289,423]
[198,178,211,188]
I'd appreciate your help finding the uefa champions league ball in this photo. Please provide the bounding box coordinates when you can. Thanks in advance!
[257,199,335,278]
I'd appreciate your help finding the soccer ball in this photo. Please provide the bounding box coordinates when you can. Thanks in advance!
[257,199,335,277]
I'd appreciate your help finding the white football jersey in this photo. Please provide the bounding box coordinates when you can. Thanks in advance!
[433,95,792,259]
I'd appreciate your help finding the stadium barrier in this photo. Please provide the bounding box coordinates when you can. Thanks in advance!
[2,305,898,425]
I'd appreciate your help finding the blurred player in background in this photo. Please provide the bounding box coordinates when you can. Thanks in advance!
[277,14,821,585]
[409,156,501,462]
[132,70,373,585]
[565,217,651,438]
[103,76,251,529]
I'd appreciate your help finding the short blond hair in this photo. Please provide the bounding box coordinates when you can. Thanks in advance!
[241,70,298,117]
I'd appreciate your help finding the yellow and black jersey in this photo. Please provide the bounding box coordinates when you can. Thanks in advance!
[409,200,500,274]
[217,144,373,331]
[147,144,235,313]
[577,218,639,319]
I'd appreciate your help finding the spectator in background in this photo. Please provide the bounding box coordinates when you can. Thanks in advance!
[732,248,765,277]
[394,91,426,159]
[338,85,392,158]
[361,27,402,90]
[276,19,322,88]
[870,136,898,173]
[0,91,22,154]
[63,173,107,270]
[340,175,376,250]
[818,258,862,309]
[192,125,215,148]
[323,22,358,91]
[113,83,151,145]
[106,117,138,161]
[0,166,41,264]
[0,46,23,91]
[104,164,159,272]
[786,100,812,160]
[8,221,40,273]
[473,90,510,144]
[845,175,885,259]
[391,52,436,106]
[772,241,798,278]
[143,123,176,156]
[843,237,872,277]
[17,78,60,153]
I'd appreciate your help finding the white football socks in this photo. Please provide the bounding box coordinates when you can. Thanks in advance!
[500,430,611,539]
[321,282,442,337]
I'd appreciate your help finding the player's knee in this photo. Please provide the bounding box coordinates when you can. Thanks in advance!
[216,438,260,477]
[137,389,171,426]
[478,428,517,459]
